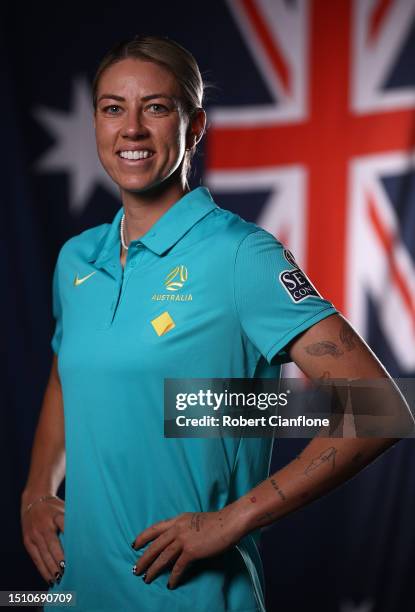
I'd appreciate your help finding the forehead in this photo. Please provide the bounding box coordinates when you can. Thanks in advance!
[97,58,181,98]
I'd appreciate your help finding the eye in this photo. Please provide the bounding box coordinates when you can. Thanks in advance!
[147,103,169,114]
[102,105,121,115]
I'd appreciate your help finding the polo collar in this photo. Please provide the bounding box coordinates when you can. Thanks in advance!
[87,186,217,266]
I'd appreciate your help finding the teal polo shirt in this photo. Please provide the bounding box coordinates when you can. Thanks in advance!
[48,186,337,612]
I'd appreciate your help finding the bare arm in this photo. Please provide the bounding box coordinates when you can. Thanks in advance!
[231,313,414,532]
[21,354,66,508]
[21,354,66,586]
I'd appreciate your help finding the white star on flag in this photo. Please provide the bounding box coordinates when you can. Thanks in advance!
[33,76,118,214]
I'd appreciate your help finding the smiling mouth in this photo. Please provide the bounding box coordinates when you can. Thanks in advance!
[118,150,154,161]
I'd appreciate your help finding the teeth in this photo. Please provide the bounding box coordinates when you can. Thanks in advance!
[119,150,152,160]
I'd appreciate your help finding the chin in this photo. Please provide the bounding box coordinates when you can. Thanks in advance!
[115,175,154,193]
[113,166,182,196]
[121,180,149,190]
[123,175,179,195]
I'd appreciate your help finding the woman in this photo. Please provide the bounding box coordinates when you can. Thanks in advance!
[20,35,410,612]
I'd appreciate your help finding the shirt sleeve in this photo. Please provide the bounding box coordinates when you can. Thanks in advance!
[234,229,338,365]
[51,255,63,355]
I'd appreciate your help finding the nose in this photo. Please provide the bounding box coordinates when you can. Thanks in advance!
[121,109,149,139]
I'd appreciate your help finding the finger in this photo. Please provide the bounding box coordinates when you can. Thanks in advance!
[25,539,56,585]
[135,531,176,575]
[47,523,66,571]
[141,543,181,583]
[34,532,62,580]
[167,552,192,589]
[132,517,176,550]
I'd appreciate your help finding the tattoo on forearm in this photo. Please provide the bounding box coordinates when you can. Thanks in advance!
[304,446,337,476]
[304,341,343,359]
[256,511,278,524]
[339,322,356,351]
[270,478,287,501]
[190,513,205,532]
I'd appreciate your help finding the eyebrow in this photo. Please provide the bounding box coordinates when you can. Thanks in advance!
[97,93,177,103]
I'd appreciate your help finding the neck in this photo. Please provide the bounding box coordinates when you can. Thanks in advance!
[121,175,190,243]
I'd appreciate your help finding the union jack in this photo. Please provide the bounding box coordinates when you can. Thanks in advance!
[206,0,415,374]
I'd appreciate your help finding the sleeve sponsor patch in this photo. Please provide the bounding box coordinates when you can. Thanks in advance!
[283,248,298,267]
[279,249,321,303]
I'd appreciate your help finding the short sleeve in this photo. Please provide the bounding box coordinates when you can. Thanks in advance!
[51,256,63,355]
[234,229,338,365]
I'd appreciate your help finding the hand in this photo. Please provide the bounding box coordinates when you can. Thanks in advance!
[21,497,65,586]
[131,505,247,589]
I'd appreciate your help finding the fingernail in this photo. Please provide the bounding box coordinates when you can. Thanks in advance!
[132,565,137,575]
[142,573,147,582]
[59,560,65,572]
[131,541,136,548]
[55,572,62,584]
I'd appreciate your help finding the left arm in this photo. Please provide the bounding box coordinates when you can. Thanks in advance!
[132,314,414,588]
[228,313,414,532]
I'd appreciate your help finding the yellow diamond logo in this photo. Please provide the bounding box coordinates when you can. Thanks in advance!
[151,311,175,336]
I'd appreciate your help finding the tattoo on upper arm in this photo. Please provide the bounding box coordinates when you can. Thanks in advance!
[339,322,356,351]
[304,341,344,359]
[304,321,358,360]
[304,447,337,476]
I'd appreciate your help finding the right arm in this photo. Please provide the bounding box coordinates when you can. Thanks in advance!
[21,354,66,586]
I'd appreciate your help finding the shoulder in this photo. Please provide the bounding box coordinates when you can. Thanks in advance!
[202,201,284,253]
[55,222,109,266]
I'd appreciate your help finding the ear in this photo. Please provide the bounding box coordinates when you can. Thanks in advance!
[186,108,207,149]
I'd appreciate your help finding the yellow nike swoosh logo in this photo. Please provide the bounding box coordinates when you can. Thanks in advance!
[74,271,97,286]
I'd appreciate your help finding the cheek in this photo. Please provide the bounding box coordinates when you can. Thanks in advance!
[95,131,119,179]
[95,132,106,157]
[96,142,110,172]
[157,134,184,167]
[168,127,187,161]
[95,123,116,153]
[166,118,188,152]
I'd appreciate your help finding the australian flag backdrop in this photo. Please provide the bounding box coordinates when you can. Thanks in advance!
[4,1,415,611]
